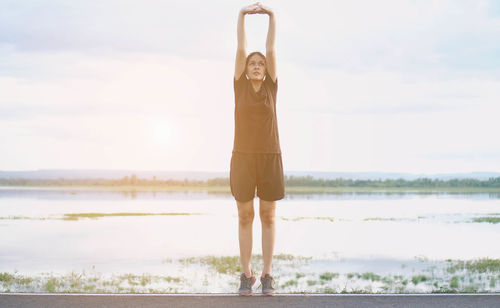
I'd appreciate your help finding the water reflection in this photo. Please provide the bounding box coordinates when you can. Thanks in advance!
[1,187,498,201]
[0,189,499,294]
[0,188,230,201]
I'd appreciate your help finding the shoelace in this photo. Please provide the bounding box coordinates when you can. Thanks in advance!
[260,276,275,289]
[240,274,254,288]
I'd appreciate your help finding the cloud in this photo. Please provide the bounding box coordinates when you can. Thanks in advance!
[0,0,238,59]
[2,0,500,172]
[279,62,500,115]
[278,0,500,75]
[0,51,235,118]
[3,0,500,76]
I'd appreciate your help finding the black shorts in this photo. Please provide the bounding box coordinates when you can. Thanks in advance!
[230,152,285,202]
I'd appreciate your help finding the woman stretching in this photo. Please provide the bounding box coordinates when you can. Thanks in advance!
[230,2,284,296]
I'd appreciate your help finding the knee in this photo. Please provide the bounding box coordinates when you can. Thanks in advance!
[238,207,254,226]
[260,210,275,226]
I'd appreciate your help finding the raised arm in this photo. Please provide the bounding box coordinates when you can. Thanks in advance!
[261,4,277,82]
[235,4,262,80]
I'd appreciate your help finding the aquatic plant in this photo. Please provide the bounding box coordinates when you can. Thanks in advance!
[62,212,199,221]
[44,277,60,292]
[2,256,500,294]
[411,275,429,285]
[447,258,500,274]
[461,285,478,293]
[281,279,298,288]
[472,217,500,224]
[0,273,15,285]
[362,272,381,282]
[179,256,241,274]
[319,272,339,281]
[320,286,336,293]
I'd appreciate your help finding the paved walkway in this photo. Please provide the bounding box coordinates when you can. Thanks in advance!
[1,293,500,308]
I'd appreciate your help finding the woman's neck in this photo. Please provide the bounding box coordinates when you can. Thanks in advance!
[250,79,263,92]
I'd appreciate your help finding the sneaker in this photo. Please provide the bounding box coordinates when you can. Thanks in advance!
[238,271,256,296]
[260,274,276,296]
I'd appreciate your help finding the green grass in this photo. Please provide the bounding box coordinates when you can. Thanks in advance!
[490,277,497,288]
[362,272,381,282]
[83,285,96,292]
[69,272,83,290]
[44,277,60,292]
[2,257,500,293]
[179,256,241,274]
[0,270,498,294]
[461,285,478,293]
[0,272,34,287]
[447,258,500,274]
[412,275,429,285]
[281,279,298,288]
[0,273,15,285]
[176,254,310,275]
[322,287,336,293]
[472,217,500,224]
[141,274,151,287]
[163,276,181,283]
[319,272,339,281]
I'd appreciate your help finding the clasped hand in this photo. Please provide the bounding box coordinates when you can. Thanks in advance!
[241,2,273,15]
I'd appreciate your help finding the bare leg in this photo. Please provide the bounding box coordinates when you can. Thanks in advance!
[237,199,255,277]
[259,199,276,277]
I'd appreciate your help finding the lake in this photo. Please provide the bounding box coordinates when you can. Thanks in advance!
[1,188,499,293]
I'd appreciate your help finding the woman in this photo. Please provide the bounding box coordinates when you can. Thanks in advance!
[230,2,284,296]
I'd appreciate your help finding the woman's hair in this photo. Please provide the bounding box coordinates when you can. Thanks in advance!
[245,51,266,77]
[245,51,266,68]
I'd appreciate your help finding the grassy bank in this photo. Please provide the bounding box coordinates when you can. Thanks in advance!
[1,257,499,293]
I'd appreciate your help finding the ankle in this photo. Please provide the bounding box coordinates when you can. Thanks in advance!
[243,269,253,278]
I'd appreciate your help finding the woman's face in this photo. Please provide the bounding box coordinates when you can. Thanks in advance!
[246,54,266,81]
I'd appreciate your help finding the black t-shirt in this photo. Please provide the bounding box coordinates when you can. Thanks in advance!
[232,71,281,154]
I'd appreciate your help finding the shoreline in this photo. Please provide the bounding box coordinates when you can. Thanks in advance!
[1,185,500,193]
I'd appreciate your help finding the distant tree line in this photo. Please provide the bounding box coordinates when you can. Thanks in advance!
[1,175,500,188]
[0,175,229,187]
[283,175,500,188]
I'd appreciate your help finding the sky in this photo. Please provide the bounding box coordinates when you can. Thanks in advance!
[1,0,500,173]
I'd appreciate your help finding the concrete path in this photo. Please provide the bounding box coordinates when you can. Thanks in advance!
[1,293,500,308]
